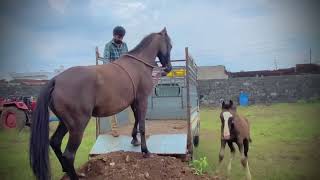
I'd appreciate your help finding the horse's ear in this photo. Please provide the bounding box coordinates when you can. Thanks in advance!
[160,27,167,35]
[229,100,233,106]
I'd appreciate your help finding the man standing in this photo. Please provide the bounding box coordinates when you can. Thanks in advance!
[103,26,128,137]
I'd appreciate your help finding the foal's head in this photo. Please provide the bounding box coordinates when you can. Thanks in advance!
[220,100,237,140]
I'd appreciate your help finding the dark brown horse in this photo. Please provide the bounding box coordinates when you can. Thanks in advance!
[216,100,252,180]
[29,28,172,180]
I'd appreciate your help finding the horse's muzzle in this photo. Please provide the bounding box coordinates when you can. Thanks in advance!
[223,132,231,140]
[163,64,172,73]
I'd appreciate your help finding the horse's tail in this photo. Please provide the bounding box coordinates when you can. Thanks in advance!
[29,79,55,180]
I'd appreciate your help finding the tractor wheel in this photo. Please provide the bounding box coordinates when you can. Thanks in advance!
[0,107,26,130]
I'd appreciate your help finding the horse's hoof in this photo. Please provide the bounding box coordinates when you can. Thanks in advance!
[131,139,141,146]
[77,172,86,178]
[241,158,247,167]
[60,174,69,180]
[142,152,152,158]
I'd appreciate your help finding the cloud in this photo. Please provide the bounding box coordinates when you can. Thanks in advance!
[89,0,146,19]
[48,0,70,14]
[1,0,319,76]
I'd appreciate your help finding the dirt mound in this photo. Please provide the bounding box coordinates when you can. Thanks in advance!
[68,151,221,180]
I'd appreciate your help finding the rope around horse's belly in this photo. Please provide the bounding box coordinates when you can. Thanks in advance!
[110,62,137,100]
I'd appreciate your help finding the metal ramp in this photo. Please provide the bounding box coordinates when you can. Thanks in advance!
[90,134,187,155]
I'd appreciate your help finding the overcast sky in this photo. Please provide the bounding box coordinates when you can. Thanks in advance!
[0,0,319,77]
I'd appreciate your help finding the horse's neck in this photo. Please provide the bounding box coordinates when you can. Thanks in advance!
[131,38,159,65]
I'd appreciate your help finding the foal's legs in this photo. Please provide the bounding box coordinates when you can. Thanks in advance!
[215,139,227,174]
[237,142,245,167]
[219,140,227,162]
[50,121,68,172]
[238,140,251,180]
[130,102,140,146]
[243,139,251,180]
[227,142,236,176]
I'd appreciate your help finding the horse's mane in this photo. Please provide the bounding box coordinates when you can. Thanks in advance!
[128,33,171,54]
[129,33,156,53]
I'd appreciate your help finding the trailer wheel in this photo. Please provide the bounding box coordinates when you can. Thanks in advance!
[0,107,26,130]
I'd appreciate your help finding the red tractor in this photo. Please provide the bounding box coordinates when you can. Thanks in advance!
[0,96,36,130]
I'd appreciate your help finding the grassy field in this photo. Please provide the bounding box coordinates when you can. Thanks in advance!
[0,121,96,180]
[0,102,320,180]
[195,102,320,180]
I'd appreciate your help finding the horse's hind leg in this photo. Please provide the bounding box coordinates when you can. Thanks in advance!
[227,142,236,176]
[62,129,84,180]
[50,121,68,172]
[61,114,90,180]
[130,103,140,146]
[243,139,251,180]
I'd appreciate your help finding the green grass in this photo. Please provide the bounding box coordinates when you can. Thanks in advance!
[0,102,320,180]
[195,102,320,180]
[0,120,96,180]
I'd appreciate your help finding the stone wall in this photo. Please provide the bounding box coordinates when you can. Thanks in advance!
[198,74,320,106]
[1,74,320,107]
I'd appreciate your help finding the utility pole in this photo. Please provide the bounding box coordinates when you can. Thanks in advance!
[310,48,312,64]
[274,56,278,70]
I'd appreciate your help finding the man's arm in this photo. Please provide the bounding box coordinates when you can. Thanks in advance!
[103,43,111,64]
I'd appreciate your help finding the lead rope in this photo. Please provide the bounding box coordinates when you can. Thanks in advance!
[123,54,166,87]
[123,54,158,68]
[111,54,166,99]
[152,68,163,87]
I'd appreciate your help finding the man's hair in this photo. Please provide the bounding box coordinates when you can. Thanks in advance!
[113,26,126,36]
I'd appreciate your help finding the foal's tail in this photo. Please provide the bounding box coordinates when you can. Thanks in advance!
[29,79,55,180]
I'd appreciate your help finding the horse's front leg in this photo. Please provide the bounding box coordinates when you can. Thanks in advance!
[130,102,141,146]
[215,139,226,174]
[135,97,150,157]
[227,141,236,177]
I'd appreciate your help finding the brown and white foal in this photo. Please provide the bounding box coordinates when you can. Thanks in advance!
[216,100,252,180]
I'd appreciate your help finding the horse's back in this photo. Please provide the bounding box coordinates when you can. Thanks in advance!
[54,65,97,89]
[52,66,97,115]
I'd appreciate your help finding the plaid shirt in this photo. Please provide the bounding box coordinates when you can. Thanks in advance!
[103,39,128,64]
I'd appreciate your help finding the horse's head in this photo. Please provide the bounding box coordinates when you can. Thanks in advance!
[220,100,237,140]
[157,27,172,73]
